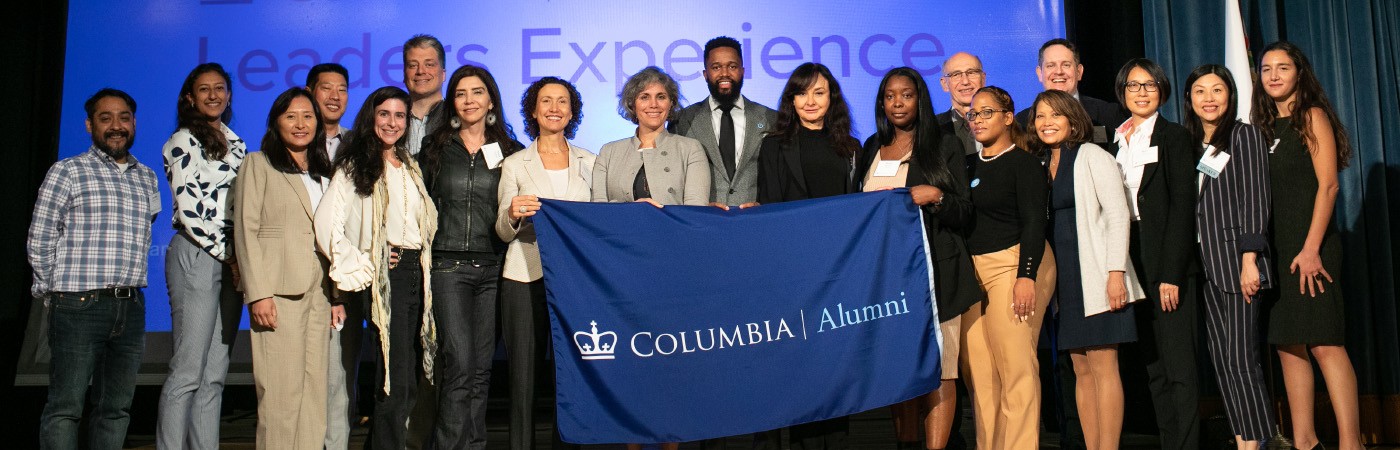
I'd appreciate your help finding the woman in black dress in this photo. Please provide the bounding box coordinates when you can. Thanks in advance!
[857,67,980,450]
[756,61,859,450]
[1252,41,1361,450]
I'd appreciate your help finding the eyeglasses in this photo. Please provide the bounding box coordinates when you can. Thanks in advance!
[965,108,1010,122]
[1125,81,1159,92]
[943,69,984,81]
[708,63,741,73]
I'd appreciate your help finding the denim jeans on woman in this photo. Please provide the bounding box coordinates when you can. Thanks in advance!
[430,256,500,449]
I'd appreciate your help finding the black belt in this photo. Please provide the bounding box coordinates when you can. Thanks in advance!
[391,248,423,270]
[82,286,138,299]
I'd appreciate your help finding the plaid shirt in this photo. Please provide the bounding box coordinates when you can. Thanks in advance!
[27,146,161,297]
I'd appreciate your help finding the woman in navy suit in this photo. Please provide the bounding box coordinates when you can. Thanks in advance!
[1112,58,1202,450]
[1182,64,1275,450]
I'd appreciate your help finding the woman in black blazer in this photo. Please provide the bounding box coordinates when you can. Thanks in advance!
[756,62,859,206]
[1183,64,1276,449]
[1111,58,1202,450]
[755,61,859,450]
[857,67,980,450]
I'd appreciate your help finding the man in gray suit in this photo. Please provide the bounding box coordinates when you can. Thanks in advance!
[674,36,777,209]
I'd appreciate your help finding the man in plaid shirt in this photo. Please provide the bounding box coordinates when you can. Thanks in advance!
[27,88,161,450]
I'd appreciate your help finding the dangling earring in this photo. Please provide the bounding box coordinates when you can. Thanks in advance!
[450,116,462,129]
[486,111,498,126]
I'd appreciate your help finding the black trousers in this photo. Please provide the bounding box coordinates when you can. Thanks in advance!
[1133,275,1202,450]
[500,278,577,450]
[370,253,425,450]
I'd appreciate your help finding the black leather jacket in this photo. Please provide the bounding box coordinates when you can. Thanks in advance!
[420,136,512,256]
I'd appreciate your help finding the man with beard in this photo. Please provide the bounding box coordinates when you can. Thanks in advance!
[306,62,365,450]
[28,88,161,449]
[674,36,777,209]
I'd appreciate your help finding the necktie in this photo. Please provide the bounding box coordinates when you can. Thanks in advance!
[718,102,737,179]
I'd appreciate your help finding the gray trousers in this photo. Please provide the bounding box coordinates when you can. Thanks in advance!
[326,291,366,450]
[157,234,241,450]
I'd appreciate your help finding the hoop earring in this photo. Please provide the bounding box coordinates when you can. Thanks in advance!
[450,116,461,129]
[486,112,498,126]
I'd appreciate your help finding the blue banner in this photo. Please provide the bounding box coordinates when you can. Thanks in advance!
[532,190,942,444]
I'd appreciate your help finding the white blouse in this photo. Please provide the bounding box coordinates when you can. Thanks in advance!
[161,123,246,261]
[1112,113,1158,220]
[384,162,425,249]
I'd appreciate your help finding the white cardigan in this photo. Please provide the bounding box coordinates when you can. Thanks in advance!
[1070,143,1147,316]
[313,159,438,394]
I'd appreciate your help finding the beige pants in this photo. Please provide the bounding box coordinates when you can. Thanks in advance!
[251,289,331,450]
[961,244,1056,450]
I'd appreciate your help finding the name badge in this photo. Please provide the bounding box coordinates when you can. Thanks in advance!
[873,160,901,177]
[1196,146,1230,179]
[482,142,505,169]
[1269,139,1280,153]
[1135,146,1159,166]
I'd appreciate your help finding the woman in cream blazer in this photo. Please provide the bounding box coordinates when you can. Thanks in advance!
[494,76,594,450]
[1032,90,1145,450]
[234,88,335,450]
[593,67,710,208]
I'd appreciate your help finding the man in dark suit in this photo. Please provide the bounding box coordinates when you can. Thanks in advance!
[936,52,985,158]
[674,36,778,209]
[1015,39,1127,147]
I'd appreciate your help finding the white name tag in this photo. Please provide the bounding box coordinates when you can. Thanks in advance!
[873,160,902,177]
[1269,139,1280,153]
[482,142,504,169]
[1196,146,1230,179]
[1135,146,1159,166]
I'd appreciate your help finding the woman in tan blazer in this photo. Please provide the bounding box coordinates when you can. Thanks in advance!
[314,86,438,450]
[495,76,593,450]
[232,88,335,450]
[593,66,710,208]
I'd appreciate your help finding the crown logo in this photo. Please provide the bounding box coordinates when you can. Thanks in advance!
[573,321,618,360]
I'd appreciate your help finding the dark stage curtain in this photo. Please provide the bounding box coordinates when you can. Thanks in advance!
[1144,0,1400,444]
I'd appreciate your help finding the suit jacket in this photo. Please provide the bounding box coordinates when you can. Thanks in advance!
[756,133,855,204]
[937,109,980,158]
[1197,121,1272,293]
[673,96,777,205]
[1113,116,1200,288]
[592,130,711,206]
[233,152,330,303]
[1067,143,1147,315]
[856,133,983,320]
[1017,93,1128,147]
[495,141,595,282]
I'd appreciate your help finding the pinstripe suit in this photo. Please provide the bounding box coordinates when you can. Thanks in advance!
[1195,121,1276,441]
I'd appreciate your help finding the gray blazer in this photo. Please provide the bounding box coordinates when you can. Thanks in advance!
[673,96,777,205]
[1069,143,1146,315]
[592,130,711,206]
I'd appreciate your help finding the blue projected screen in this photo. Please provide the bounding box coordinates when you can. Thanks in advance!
[58,0,1065,333]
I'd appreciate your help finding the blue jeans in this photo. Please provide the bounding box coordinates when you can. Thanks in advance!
[430,257,500,450]
[41,290,146,450]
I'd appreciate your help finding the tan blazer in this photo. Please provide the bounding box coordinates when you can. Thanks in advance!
[495,141,595,282]
[232,152,329,303]
[592,130,711,206]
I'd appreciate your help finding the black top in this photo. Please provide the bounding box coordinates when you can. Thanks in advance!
[967,147,1047,279]
[757,127,854,204]
[797,127,849,199]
